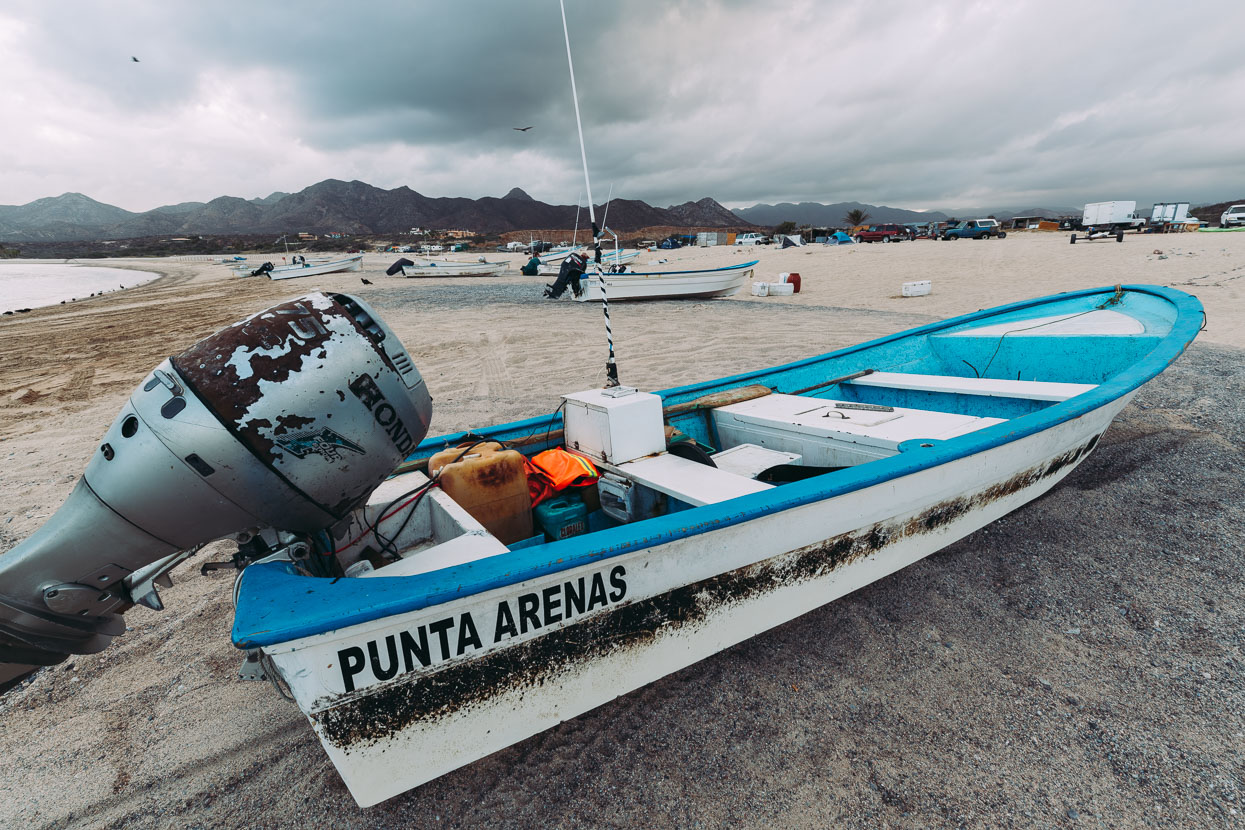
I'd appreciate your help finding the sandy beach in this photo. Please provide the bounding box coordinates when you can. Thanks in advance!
[0,232,1242,828]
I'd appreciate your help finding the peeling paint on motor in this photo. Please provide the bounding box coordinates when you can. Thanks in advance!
[171,293,433,519]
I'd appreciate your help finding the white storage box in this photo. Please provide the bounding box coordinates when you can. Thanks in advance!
[562,387,665,465]
[769,282,795,296]
[902,280,931,297]
[751,282,770,297]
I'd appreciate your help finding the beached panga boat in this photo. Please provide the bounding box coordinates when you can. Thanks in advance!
[218,284,1200,806]
[235,254,364,280]
[571,259,757,301]
[537,248,640,274]
[399,259,511,278]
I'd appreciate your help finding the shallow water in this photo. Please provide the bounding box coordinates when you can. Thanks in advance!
[0,263,156,313]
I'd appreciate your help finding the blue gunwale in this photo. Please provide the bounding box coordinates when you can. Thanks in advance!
[233,285,1203,648]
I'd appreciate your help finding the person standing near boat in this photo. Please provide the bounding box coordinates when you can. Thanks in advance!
[543,250,587,299]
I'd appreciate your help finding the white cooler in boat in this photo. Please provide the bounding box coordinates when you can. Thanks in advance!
[562,387,666,465]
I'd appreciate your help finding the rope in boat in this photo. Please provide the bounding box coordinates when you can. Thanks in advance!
[968,287,1131,378]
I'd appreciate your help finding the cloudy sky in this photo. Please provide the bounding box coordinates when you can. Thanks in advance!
[2,1,1243,214]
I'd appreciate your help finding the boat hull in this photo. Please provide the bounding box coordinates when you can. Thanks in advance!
[235,284,1204,806]
[537,250,640,274]
[263,255,364,280]
[264,394,1124,806]
[573,261,755,301]
[400,260,510,278]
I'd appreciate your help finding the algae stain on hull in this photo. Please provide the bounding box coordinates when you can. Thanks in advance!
[313,434,1103,750]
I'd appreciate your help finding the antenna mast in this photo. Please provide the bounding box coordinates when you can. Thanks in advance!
[559,0,618,386]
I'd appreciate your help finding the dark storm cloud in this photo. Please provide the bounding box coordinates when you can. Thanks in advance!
[1,0,1243,212]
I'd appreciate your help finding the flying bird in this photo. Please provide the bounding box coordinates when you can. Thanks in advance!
[131,56,140,62]
[513,126,533,132]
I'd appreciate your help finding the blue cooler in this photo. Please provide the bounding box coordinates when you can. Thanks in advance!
[534,493,589,541]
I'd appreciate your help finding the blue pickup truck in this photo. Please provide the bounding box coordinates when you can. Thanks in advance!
[941,219,1007,240]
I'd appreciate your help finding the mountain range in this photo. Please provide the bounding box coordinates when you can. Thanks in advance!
[0,181,751,243]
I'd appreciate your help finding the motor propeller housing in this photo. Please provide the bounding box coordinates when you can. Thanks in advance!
[0,292,432,689]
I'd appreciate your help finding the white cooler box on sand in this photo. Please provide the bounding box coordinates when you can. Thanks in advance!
[902,280,932,297]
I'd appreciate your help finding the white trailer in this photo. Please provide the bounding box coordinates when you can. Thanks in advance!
[1082,201,1139,226]
[1071,201,1143,244]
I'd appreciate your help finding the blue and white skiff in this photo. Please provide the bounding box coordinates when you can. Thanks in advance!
[572,259,758,301]
[233,284,1202,806]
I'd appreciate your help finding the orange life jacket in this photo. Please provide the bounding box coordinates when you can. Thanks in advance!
[525,448,599,506]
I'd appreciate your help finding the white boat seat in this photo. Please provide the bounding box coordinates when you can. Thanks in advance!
[712,394,1005,467]
[360,531,508,578]
[602,452,773,507]
[845,371,1095,402]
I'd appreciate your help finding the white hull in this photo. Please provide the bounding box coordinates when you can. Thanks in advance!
[400,260,511,278]
[262,255,364,280]
[264,396,1124,806]
[573,264,752,301]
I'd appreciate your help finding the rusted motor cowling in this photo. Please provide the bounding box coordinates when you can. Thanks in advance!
[166,292,432,527]
[0,292,431,687]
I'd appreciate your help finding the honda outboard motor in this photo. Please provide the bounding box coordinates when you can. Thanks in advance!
[0,293,432,689]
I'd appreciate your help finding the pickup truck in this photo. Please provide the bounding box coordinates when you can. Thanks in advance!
[855,223,912,243]
[942,219,1006,240]
[735,233,770,245]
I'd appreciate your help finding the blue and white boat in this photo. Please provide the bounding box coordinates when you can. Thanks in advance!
[231,284,1201,806]
[537,247,640,274]
[573,258,758,301]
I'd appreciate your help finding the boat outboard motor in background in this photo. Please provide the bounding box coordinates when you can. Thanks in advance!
[0,292,432,691]
[250,261,274,277]
[385,258,414,276]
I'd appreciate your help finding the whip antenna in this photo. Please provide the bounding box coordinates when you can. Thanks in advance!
[559,0,618,387]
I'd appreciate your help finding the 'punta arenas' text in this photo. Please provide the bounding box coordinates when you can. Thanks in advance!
[338,565,627,692]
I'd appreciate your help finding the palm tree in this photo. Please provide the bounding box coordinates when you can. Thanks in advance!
[844,208,871,227]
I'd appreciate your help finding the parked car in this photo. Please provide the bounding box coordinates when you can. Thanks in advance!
[735,233,770,246]
[942,219,1007,240]
[1221,205,1245,228]
[855,223,913,243]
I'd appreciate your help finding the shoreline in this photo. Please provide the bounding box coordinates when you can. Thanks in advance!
[0,259,168,314]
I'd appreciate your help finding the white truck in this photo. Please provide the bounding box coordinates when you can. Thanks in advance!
[1221,205,1245,228]
[735,233,769,246]
[1071,201,1144,244]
